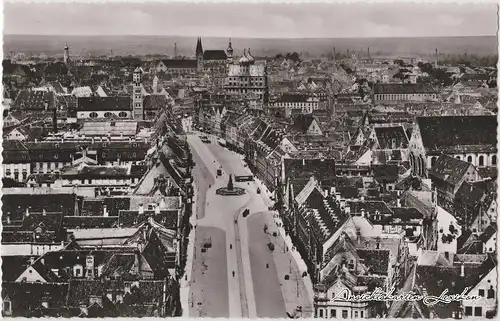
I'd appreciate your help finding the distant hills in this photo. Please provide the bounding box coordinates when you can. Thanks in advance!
[3,34,497,59]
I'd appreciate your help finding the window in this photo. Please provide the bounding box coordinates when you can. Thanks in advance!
[104,112,112,118]
[118,112,127,118]
[354,311,359,318]
[431,156,437,167]
[342,310,348,319]
[479,289,485,297]
[474,307,482,316]
[479,155,484,166]
[319,309,324,318]
[467,155,473,163]
[360,311,364,318]
[89,112,98,118]
[492,155,497,165]
[3,300,12,314]
[465,307,473,316]
[487,286,495,299]
[330,309,336,318]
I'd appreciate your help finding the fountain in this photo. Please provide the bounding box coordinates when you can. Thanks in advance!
[216,174,246,196]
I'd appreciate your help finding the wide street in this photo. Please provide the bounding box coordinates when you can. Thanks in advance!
[182,134,313,318]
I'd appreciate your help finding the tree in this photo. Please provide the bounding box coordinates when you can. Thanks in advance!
[393,59,404,66]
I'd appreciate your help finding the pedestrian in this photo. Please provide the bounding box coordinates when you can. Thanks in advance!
[230,244,232,249]
[232,271,235,277]
[266,263,269,268]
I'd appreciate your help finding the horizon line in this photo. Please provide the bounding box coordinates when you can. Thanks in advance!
[4,34,497,40]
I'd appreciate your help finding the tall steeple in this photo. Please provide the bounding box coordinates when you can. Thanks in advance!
[196,37,204,56]
[196,37,204,72]
[227,38,233,59]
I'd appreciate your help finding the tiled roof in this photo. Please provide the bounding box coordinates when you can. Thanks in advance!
[13,90,56,111]
[429,154,471,186]
[283,157,336,185]
[374,126,409,149]
[357,249,390,275]
[1,281,69,317]
[293,114,315,134]
[118,210,179,229]
[346,200,393,215]
[203,50,227,60]
[2,140,30,164]
[373,164,399,183]
[417,116,497,153]
[60,164,145,178]
[479,223,497,242]
[19,212,64,232]
[373,83,437,94]
[143,94,167,110]
[2,193,77,221]
[160,59,197,69]
[63,216,119,229]
[76,96,131,111]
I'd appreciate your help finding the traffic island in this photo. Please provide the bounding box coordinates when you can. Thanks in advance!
[216,174,246,196]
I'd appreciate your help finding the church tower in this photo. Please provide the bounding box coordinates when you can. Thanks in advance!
[63,43,70,64]
[196,37,204,72]
[153,75,159,94]
[132,67,144,120]
[226,38,234,62]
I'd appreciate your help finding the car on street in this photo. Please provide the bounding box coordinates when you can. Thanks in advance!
[242,208,250,217]
[257,187,261,194]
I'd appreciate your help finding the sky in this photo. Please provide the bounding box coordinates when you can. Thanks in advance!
[4,1,498,38]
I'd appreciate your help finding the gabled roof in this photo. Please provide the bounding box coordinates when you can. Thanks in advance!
[293,114,316,133]
[76,96,131,111]
[373,126,408,149]
[417,116,497,153]
[159,59,197,69]
[479,223,496,242]
[429,154,472,186]
[12,90,56,111]
[203,50,227,60]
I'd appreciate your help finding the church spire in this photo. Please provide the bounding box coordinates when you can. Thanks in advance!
[196,37,203,56]
[227,38,233,58]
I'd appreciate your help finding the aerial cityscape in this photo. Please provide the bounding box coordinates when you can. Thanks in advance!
[1,1,498,319]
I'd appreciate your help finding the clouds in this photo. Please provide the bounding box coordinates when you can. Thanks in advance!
[4,2,497,38]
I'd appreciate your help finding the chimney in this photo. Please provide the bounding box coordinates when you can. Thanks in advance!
[44,100,49,111]
[138,203,144,215]
[103,205,108,217]
[155,204,161,215]
[6,216,11,224]
[344,206,351,214]
[360,196,365,202]
[42,209,47,216]
[361,209,365,217]
[324,189,329,197]
[30,257,35,265]
[397,198,401,208]
[340,199,346,208]
[460,263,465,277]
